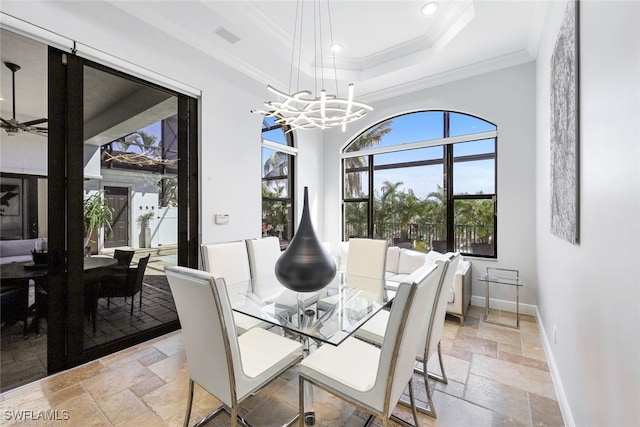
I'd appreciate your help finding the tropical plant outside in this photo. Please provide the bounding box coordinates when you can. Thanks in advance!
[343,112,496,255]
[262,149,293,242]
[345,183,494,253]
[83,190,114,239]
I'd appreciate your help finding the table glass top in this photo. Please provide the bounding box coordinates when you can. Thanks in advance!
[478,274,524,286]
[227,272,393,346]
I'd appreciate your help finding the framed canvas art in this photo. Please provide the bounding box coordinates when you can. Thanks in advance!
[0,177,22,216]
[550,0,579,244]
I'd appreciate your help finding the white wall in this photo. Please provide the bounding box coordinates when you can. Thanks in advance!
[0,1,330,247]
[0,133,47,175]
[322,62,539,308]
[535,1,640,425]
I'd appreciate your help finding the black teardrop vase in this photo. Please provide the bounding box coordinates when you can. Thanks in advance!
[275,187,336,292]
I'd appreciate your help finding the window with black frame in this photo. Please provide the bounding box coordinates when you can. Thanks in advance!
[261,116,296,248]
[342,111,497,257]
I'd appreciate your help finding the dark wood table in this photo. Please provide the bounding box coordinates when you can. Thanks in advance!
[0,257,117,336]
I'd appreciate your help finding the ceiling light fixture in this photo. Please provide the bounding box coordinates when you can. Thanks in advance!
[421,2,439,15]
[329,43,342,52]
[252,0,372,132]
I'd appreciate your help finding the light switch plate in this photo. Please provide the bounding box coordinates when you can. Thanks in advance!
[215,214,229,225]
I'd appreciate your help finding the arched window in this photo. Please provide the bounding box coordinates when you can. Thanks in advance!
[261,116,296,247]
[342,111,497,257]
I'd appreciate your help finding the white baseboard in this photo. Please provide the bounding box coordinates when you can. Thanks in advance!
[534,307,575,427]
[470,295,537,316]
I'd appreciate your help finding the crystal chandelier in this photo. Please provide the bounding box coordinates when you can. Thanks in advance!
[253,0,373,132]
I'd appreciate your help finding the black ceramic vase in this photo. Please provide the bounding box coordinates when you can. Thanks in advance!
[275,187,336,292]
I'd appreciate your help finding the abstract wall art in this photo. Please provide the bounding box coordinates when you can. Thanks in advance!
[550,0,579,244]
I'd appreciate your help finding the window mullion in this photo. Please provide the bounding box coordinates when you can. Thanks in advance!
[444,112,455,252]
[368,154,374,238]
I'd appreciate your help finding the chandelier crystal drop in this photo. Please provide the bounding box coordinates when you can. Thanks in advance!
[252,0,373,132]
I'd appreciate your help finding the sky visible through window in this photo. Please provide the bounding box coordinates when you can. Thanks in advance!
[361,112,496,199]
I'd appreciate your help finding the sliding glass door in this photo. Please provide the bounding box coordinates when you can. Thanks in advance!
[0,29,49,391]
[47,48,198,374]
[1,30,198,391]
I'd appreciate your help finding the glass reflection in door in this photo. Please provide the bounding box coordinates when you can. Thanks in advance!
[81,64,178,349]
[0,29,49,392]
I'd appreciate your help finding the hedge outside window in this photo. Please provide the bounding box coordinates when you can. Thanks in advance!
[342,111,497,258]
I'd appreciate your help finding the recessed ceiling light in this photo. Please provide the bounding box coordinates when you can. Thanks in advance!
[421,2,439,15]
[329,43,342,52]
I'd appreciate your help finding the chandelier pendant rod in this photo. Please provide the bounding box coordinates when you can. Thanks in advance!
[252,0,373,132]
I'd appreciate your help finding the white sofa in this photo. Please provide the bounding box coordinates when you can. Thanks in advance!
[336,242,472,324]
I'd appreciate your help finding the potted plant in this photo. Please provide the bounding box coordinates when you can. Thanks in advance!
[83,190,114,255]
[137,211,154,248]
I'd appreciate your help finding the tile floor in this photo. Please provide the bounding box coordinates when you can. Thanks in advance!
[0,306,564,426]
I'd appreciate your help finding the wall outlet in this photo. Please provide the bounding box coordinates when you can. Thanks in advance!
[553,325,558,344]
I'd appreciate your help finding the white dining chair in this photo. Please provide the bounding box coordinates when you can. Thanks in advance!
[201,241,270,335]
[298,261,447,427]
[165,266,303,427]
[317,238,388,311]
[246,237,318,317]
[245,236,282,279]
[354,252,459,418]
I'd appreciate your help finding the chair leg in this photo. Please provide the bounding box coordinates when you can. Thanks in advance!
[130,294,134,315]
[139,288,143,309]
[299,376,305,427]
[390,380,421,426]
[184,379,194,427]
[231,405,238,427]
[408,377,420,427]
[427,341,448,384]
[423,367,437,419]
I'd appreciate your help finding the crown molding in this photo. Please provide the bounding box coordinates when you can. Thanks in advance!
[360,50,535,103]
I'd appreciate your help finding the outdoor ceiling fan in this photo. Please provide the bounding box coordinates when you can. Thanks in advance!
[1,62,47,137]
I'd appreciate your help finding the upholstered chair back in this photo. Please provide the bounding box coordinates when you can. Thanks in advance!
[346,238,388,280]
[165,267,241,407]
[377,260,446,411]
[423,253,459,360]
[245,237,282,279]
[201,241,252,285]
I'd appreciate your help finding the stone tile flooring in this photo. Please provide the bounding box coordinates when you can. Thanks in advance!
[0,306,564,426]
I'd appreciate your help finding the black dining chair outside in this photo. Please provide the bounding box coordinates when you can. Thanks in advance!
[0,283,29,337]
[113,249,135,267]
[84,278,101,334]
[99,254,150,315]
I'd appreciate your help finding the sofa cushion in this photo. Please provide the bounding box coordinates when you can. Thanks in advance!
[385,246,401,274]
[0,239,39,264]
[396,249,426,274]
[390,273,413,283]
[423,250,444,266]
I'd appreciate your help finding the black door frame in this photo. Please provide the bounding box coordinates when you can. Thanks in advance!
[47,47,199,373]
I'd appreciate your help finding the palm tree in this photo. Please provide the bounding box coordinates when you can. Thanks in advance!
[397,189,422,239]
[344,202,368,238]
[262,183,290,239]
[374,180,403,237]
[344,121,392,198]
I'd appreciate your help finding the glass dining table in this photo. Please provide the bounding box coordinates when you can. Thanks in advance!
[227,272,393,347]
[227,272,393,425]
